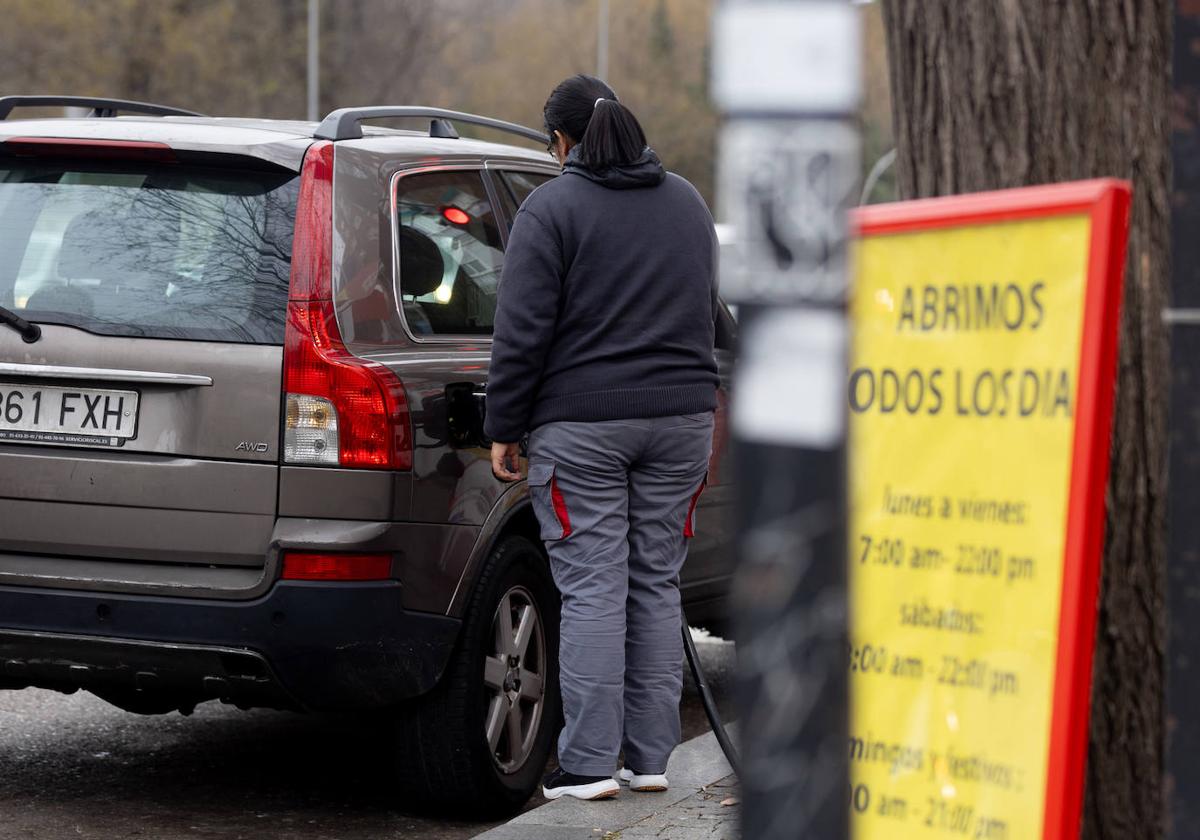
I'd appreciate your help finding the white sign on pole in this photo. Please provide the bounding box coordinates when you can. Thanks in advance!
[716,119,860,305]
[712,2,861,113]
[733,308,847,447]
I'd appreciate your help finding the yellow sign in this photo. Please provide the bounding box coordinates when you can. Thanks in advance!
[848,182,1130,840]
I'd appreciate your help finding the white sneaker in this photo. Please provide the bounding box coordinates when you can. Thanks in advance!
[618,767,670,792]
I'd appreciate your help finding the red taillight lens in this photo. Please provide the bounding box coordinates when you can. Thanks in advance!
[281,551,393,581]
[283,141,412,470]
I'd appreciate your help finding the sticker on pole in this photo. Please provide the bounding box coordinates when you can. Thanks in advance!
[847,180,1131,840]
[716,119,859,305]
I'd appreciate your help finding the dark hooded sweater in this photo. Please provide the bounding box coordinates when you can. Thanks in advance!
[484,147,720,442]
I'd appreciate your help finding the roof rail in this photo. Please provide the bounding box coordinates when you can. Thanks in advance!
[0,95,204,121]
[313,106,549,145]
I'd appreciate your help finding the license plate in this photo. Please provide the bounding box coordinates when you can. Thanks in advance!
[0,382,139,447]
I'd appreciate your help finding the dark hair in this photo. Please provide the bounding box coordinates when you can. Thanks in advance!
[543,74,648,169]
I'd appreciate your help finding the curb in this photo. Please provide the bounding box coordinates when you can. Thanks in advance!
[472,727,736,840]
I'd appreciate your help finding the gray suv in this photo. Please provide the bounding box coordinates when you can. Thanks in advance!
[0,95,735,815]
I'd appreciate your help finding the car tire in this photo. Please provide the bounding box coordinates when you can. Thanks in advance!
[394,534,560,817]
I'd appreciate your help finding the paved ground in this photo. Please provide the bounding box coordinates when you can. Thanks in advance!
[618,774,739,840]
[0,630,734,840]
[473,726,739,840]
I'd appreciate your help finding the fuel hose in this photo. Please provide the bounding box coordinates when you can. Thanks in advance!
[681,619,741,778]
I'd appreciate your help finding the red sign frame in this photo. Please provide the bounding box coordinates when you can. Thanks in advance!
[851,179,1131,840]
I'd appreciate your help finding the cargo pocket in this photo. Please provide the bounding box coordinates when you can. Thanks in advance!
[683,472,708,538]
[528,462,572,541]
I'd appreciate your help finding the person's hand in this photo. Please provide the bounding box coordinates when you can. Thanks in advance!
[491,441,523,482]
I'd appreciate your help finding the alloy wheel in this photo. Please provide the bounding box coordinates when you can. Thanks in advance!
[483,585,547,774]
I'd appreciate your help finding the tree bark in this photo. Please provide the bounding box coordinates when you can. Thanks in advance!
[879,2,1170,838]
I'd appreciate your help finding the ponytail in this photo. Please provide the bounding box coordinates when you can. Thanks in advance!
[543,74,649,169]
[579,98,647,169]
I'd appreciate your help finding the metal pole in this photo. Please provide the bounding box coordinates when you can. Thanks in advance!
[597,0,609,82]
[713,3,860,838]
[307,0,320,122]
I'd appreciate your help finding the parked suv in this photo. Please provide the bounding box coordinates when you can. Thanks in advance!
[0,96,735,815]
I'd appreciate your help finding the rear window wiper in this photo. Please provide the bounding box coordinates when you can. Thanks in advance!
[0,305,41,343]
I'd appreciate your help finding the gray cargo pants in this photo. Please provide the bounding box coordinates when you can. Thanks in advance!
[527,413,714,776]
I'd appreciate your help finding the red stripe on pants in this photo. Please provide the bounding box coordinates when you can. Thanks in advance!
[551,474,573,538]
[683,477,707,538]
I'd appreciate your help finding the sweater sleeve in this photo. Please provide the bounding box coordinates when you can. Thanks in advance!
[484,208,564,442]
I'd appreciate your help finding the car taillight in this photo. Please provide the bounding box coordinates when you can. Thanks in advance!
[283,141,412,470]
[281,551,394,581]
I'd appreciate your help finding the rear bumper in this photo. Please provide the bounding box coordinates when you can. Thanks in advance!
[0,580,461,712]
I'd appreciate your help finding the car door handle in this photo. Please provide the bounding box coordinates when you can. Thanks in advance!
[0,362,213,387]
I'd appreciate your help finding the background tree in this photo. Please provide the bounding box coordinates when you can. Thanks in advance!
[880,2,1170,837]
[8,0,907,206]
[428,0,719,199]
[0,0,895,207]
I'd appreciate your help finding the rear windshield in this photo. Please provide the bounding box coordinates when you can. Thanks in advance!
[0,158,298,344]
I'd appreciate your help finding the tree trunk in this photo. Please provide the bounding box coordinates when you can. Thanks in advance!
[879,2,1170,838]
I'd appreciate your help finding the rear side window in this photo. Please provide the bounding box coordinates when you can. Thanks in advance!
[395,170,504,337]
[0,159,297,344]
[501,170,554,206]
[495,170,556,230]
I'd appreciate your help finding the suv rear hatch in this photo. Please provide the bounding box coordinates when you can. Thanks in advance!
[0,140,299,596]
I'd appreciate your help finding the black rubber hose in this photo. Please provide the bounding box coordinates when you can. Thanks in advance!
[681,619,741,778]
